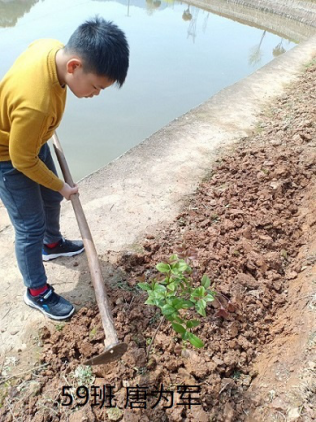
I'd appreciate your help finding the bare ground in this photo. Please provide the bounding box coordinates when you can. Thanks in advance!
[0,60,315,421]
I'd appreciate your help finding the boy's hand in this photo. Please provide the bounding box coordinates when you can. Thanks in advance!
[59,183,78,200]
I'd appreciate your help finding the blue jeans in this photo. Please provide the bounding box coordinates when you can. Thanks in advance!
[0,143,63,289]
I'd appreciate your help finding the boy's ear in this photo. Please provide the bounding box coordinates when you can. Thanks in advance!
[66,58,83,74]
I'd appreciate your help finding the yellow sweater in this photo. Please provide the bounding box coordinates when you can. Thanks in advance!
[0,39,66,191]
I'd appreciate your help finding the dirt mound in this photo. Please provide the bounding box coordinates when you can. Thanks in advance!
[0,62,315,422]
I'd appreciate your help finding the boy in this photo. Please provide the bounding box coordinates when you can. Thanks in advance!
[0,17,129,320]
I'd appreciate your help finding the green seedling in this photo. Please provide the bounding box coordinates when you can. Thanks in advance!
[211,214,220,222]
[55,323,65,332]
[106,407,123,421]
[89,327,97,339]
[138,254,216,349]
[281,249,288,260]
[72,365,94,386]
[304,58,316,69]
[232,371,241,380]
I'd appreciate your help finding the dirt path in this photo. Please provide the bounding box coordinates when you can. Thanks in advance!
[0,56,315,421]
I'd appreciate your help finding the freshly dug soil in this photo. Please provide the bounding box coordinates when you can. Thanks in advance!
[0,62,315,422]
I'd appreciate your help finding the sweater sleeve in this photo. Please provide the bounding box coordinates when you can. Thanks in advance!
[9,107,64,191]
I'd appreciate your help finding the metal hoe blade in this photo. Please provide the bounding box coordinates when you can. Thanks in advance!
[84,343,128,366]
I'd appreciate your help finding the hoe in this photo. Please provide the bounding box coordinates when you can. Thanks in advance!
[52,133,127,366]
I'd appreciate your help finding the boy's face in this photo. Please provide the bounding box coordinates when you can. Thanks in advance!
[65,59,114,98]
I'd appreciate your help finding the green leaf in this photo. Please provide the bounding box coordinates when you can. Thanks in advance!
[169,298,193,310]
[183,278,192,287]
[190,289,199,301]
[161,304,176,316]
[201,274,211,289]
[170,263,182,274]
[156,263,171,273]
[145,297,160,307]
[186,320,200,328]
[138,282,151,291]
[165,312,177,322]
[178,260,189,272]
[158,278,167,285]
[167,282,177,292]
[181,330,190,340]
[151,289,165,298]
[200,298,206,307]
[151,292,165,301]
[188,333,204,348]
[206,293,215,302]
[193,286,205,297]
[173,315,184,324]
[171,298,182,309]
[196,299,206,317]
[145,297,156,306]
[171,322,186,334]
[146,296,165,307]
[153,283,166,292]
[197,308,206,317]
[156,299,166,308]
[181,300,195,309]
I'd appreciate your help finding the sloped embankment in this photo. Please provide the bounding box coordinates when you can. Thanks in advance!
[0,62,315,422]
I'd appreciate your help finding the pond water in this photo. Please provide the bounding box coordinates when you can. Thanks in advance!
[0,0,296,181]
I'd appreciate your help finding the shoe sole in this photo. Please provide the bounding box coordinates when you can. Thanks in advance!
[42,247,84,262]
[24,292,75,321]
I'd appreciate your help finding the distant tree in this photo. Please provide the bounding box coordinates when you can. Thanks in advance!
[273,39,286,57]
[146,0,161,16]
[182,7,192,21]
[249,30,266,66]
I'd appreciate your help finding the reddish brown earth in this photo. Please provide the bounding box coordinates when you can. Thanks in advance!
[0,62,315,422]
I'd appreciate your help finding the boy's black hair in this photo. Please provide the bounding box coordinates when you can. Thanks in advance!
[65,16,129,87]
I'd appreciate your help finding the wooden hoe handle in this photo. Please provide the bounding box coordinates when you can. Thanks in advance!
[52,133,119,348]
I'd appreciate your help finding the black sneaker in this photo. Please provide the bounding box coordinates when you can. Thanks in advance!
[24,285,75,320]
[42,238,84,261]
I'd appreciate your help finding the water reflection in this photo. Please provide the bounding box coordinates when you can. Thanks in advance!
[146,0,162,15]
[248,31,288,65]
[273,39,286,57]
[249,30,267,66]
[182,6,192,22]
[0,0,294,62]
[0,0,297,180]
[0,0,292,67]
[0,0,39,27]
